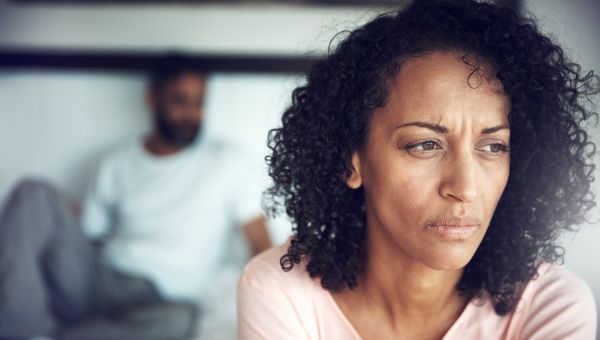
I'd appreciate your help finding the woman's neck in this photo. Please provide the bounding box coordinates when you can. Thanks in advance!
[332,219,469,338]
[360,226,465,320]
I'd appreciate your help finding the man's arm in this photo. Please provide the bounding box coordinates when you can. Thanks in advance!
[242,215,272,256]
[80,157,117,242]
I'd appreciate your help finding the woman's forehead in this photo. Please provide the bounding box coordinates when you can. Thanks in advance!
[380,51,510,127]
[392,51,504,96]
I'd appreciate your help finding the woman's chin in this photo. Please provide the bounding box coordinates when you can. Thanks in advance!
[417,246,477,271]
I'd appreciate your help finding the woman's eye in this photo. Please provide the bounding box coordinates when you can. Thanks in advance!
[405,140,442,153]
[480,143,510,154]
[404,141,510,156]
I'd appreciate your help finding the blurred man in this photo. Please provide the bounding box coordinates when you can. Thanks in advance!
[0,55,271,340]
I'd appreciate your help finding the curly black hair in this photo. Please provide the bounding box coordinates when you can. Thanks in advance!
[265,0,599,315]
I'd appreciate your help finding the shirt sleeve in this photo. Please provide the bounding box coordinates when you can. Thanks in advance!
[80,156,117,240]
[228,150,266,228]
[237,254,310,340]
[517,264,597,340]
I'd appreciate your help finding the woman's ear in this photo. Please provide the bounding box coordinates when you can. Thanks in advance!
[346,151,363,189]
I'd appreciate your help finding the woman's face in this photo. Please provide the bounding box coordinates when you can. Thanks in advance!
[349,51,510,270]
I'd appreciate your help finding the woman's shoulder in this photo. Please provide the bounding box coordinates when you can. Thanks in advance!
[237,240,341,339]
[239,239,314,291]
[514,262,597,339]
[530,262,591,291]
[522,262,595,310]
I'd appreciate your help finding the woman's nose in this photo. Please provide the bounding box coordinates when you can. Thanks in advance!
[439,151,479,203]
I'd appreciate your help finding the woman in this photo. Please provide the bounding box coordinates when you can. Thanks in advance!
[238,0,599,339]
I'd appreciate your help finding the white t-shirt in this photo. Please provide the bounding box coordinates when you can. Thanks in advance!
[81,137,264,301]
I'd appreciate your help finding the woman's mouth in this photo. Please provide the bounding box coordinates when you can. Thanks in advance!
[425,216,482,240]
[426,224,480,240]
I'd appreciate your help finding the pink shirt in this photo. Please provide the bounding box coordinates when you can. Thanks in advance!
[238,243,597,340]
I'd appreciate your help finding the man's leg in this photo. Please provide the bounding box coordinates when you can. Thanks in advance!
[57,301,199,340]
[0,179,97,338]
[58,266,200,340]
[0,179,199,339]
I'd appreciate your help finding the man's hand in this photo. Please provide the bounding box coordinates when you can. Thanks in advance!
[242,216,272,256]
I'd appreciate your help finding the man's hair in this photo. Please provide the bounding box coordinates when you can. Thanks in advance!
[149,53,206,92]
[265,0,599,315]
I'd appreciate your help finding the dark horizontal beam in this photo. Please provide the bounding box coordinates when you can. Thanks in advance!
[0,49,321,74]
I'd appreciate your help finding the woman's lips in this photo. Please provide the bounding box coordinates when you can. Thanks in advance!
[426,224,480,240]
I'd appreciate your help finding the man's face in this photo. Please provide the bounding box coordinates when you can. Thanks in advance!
[152,73,206,147]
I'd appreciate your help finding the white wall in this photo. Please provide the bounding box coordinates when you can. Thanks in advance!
[524,0,600,333]
[0,70,147,205]
[0,2,385,55]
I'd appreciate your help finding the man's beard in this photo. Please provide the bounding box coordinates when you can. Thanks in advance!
[155,112,201,147]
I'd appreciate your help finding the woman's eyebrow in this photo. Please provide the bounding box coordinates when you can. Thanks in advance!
[481,124,510,134]
[393,121,509,134]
